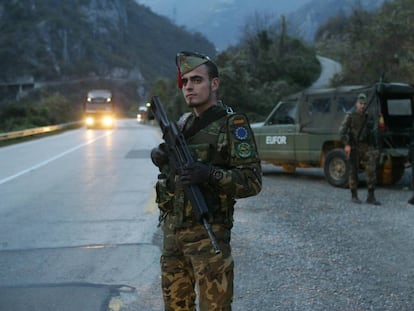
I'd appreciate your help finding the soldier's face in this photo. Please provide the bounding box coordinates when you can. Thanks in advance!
[181,65,218,109]
[356,100,367,113]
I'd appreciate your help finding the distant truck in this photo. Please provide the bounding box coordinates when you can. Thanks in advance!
[252,82,414,187]
[83,89,115,129]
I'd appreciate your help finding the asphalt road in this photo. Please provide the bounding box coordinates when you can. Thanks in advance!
[0,119,161,311]
[1,119,414,310]
[311,56,342,89]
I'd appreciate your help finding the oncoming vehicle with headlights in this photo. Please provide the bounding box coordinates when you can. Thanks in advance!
[84,89,115,129]
[137,105,149,123]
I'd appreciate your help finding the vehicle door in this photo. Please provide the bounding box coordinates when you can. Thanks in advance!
[254,101,297,161]
[296,93,337,163]
[378,85,414,152]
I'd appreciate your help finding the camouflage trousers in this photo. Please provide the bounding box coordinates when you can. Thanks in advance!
[349,143,377,190]
[161,217,234,311]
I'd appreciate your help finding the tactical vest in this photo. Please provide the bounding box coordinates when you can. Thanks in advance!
[342,112,376,146]
[174,111,232,227]
[157,106,260,228]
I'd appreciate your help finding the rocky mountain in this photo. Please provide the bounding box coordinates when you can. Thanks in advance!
[137,0,389,49]
[0,0,389,88]
[136,0,310,50]
[0,0,216,85]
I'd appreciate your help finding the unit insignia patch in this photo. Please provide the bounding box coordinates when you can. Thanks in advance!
[236,142,253,158]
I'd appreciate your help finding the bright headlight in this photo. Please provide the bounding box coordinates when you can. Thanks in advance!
[85,117,94,126]
[103,116,113,126]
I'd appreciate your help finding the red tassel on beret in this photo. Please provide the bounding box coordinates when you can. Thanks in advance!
[177,70,183,89]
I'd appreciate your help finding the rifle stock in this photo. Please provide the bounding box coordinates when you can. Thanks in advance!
[150,96,221,254]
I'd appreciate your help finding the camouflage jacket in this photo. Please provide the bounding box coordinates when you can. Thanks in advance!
[156,104,262,228]
[339,111,379,148]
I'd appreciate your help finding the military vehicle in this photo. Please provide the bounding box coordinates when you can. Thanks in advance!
[252,82,414,187]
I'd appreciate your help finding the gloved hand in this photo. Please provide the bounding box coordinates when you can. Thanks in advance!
[151,143,169,167]
[180,162,213,185]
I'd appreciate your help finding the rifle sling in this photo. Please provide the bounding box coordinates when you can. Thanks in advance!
[182,105,227,139]
[356,114,368,143]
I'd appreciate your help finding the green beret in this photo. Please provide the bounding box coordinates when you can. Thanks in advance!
[176,51,210,75]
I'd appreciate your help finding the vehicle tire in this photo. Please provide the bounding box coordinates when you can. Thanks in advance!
[324,148,349,187]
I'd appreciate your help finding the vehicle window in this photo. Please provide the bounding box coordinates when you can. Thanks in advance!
[387,99,412,116]
[337,96,355,113]
[309,97,331,113]
[267,102,296,125]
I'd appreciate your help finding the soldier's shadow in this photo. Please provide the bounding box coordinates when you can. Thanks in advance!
[261,164,325,183]
[261,164,412,191]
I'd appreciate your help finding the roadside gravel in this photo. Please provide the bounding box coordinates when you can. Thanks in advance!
[232,164,414,311]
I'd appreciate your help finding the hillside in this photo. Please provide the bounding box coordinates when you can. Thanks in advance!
[0,0,321,131]
[0,0,215,92]
[136,0,310,50]
[314,0,414,85]
[287,0,388,42]
[136,0,387,49]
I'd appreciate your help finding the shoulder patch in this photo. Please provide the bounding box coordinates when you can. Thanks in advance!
[232,115,246,125]
[226,113,259,161]
[234,126,249,140]
[236,142,253,158]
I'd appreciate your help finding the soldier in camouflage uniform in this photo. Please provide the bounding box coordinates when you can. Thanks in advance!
[339,93,381,205]
[151,51,262,311]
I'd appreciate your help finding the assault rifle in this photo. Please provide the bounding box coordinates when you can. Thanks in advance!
[150,96,221,254]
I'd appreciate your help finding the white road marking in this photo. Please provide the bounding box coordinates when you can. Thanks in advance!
[0,132,111,185]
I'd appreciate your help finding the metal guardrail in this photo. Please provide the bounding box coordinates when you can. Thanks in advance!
[0,121,83,141]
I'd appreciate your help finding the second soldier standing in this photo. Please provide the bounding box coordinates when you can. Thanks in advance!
[339,93,381,205]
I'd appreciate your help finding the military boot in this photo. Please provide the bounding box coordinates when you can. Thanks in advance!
[351,189,361,204]
[366,188,381,205]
